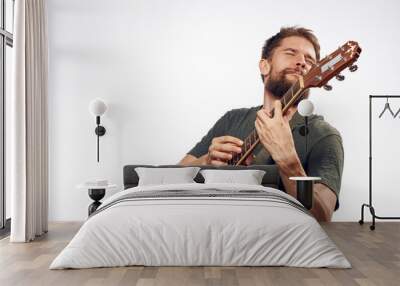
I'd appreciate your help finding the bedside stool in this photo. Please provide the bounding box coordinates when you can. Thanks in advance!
[77,183,117,216]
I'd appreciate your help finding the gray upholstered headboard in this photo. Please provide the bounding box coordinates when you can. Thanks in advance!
[123,165,281,190]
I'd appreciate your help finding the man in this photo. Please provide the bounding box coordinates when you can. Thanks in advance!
[179,27,344,222]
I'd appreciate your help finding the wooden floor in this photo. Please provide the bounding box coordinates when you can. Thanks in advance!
[0,222,399,286]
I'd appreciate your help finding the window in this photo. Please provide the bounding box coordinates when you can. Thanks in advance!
[0,0,14,235]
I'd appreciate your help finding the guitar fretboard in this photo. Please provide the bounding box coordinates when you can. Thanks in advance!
[228,78,304,165]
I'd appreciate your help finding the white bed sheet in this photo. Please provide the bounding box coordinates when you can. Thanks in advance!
[50,183,350,269]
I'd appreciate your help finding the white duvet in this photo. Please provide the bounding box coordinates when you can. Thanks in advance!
[50,183,350,269]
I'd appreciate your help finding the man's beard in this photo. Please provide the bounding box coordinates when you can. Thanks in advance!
[265,68,310,101]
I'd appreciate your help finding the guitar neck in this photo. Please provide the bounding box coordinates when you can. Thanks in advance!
[228,77,305,166]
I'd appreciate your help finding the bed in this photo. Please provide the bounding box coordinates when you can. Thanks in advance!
[50,165,350,269]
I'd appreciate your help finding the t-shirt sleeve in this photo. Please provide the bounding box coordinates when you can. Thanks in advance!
[187,111,232,158]
[306,134,344,210]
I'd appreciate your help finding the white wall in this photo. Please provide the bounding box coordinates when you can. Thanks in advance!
[47,0,400,221]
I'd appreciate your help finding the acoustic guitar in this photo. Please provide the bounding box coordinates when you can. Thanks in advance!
[227,41,362,166]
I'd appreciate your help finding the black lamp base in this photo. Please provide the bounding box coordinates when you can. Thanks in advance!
[95,126,106,136]
[299,125,309,136]
[88,189,106,216]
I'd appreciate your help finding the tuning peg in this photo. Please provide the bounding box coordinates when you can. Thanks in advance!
[349,65,358,72]
[335,74,345,81]
[323,84,332,91]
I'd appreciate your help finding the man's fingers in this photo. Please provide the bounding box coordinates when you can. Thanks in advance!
[260,106,272,118]
[255,117,264,133]
[265,110,272,118]
[214,143,242,154]
[290,106,297,116]
[209,150,233,161]
[257,108,276,127]
[214,136,243,146]
[257,110,270,125]
[283,106,297,121]
[208,136,244,166]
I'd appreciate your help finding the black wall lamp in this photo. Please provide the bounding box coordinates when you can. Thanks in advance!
[89,99,107,162]
[290,99,320,210]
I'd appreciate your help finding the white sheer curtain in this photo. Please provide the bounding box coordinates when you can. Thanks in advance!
[10,0,48,242]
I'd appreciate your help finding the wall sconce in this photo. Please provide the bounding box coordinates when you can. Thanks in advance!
[291,99,319,210]
[89,99,107,162]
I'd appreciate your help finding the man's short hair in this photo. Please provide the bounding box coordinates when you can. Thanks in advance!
[260,26,321,82]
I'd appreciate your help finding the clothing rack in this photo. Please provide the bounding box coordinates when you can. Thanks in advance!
[359,95,400,230]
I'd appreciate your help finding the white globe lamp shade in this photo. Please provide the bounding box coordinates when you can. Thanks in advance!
[89,99,107,116]
[298,99,314,117]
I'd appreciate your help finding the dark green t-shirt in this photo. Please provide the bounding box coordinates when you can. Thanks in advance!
[188,105,344,210]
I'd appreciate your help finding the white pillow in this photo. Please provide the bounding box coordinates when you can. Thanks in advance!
[135,167,201,186]
[200,169,266,185]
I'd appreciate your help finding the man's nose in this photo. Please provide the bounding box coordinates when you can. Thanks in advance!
[295,55,306,69]
[296,62,306,69]
[295,55,307,73]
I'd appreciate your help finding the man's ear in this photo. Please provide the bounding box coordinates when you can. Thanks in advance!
[259,59,271,80]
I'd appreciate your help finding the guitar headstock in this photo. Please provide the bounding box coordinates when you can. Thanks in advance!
[304,41,362,90]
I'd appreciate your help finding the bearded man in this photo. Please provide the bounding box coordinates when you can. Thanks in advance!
[179,27,343,222]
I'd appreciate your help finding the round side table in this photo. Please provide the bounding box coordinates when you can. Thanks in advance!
[77,184,117,216]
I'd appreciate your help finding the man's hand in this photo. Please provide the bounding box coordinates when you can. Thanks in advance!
[255,100,297,165]
[207,136,243,165]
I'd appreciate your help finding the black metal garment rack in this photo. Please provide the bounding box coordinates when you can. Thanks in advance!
[359,95,400,230]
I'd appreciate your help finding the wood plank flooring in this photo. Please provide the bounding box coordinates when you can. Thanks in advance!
[0,222,399,286]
